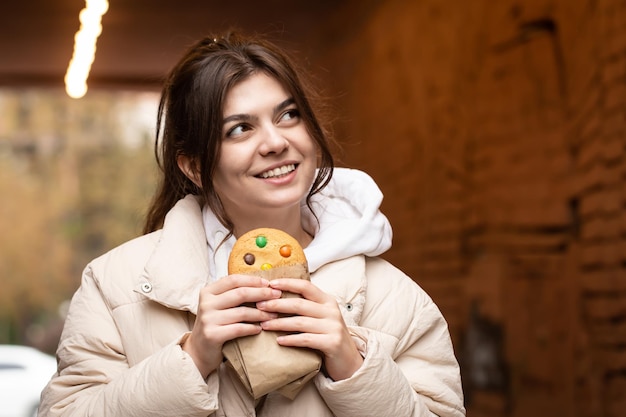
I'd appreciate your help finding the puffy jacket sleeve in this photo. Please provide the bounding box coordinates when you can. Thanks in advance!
[315,257,465,417]
[38,264,219,417]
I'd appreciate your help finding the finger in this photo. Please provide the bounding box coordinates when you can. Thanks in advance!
[208,274,270,295]
[268,278,328,303]
[256,296,326,318]
[269,323,355,364]
[211,306,278,326]
[276,332,318,347]
[204,286,282,310]
[207,322,264,344]
[276,332,352,357]
[257,293,341,320]
[260,314,344,335]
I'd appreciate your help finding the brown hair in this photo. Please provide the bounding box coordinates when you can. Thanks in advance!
[143,31,335,234]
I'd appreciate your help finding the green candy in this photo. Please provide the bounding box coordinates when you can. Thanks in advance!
[255,235,267,248]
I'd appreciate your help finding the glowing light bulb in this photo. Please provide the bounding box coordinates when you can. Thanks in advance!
[64,0,108,99]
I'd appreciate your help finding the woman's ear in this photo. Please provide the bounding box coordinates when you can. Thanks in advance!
[177,155,202,188]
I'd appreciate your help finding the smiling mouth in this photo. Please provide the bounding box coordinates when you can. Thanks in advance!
[258,164,297,179]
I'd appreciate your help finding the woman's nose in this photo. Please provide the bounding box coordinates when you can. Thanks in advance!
[258,125,289,155]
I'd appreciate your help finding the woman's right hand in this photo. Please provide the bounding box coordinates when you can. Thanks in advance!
[181,274,282,378]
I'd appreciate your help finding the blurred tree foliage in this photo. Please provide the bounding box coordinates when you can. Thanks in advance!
[0,89,159,352]
[0,160,74,345]
[73,141,157,270]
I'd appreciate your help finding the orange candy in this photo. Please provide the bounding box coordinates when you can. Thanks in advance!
[279,245,292,258]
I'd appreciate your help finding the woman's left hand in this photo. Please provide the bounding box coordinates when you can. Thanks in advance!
[256,278,363,381]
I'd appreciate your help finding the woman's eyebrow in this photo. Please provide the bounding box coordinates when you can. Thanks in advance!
[222,97,295,126]
[274,97,295,114]
[222,113,255,125]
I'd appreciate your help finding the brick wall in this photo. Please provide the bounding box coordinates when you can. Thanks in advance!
[312,0,626,415]
[570,1,626,415]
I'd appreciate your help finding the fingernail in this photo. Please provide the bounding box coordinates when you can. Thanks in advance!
[271,289,282,297]
[257,301,267,309]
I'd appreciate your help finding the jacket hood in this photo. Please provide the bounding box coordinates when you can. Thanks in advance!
[301,168,392,272]
[202,168,392,278]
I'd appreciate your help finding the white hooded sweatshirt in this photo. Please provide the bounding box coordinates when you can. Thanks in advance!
[202,167,393,278]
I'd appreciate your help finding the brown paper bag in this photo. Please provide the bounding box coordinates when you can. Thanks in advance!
[222,264,322,399]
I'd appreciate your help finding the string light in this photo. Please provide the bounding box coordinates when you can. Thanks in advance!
[65,0,109,99]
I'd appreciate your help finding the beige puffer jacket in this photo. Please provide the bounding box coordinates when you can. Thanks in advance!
[39,196,465,417]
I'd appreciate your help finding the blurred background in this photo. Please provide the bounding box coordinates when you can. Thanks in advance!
[0,1,624,416]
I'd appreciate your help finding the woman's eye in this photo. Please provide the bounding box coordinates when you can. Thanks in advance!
[280,108,300,122]
[226,124,248,137]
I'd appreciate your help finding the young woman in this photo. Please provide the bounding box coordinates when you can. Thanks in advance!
[39,32,465,416]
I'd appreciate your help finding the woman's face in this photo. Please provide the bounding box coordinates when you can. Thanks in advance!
[213,72,318,222]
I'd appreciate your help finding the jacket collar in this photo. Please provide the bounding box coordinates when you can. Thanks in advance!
[137,195,209,314]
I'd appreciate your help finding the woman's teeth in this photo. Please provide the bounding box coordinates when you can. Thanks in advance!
[259,164,296,179]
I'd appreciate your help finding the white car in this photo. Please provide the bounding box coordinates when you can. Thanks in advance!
[0,345,57,417]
